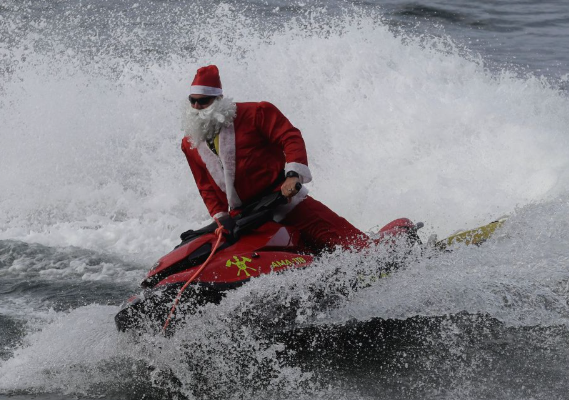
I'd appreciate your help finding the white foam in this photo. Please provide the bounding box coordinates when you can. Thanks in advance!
[0,303,323,398]
[329,197,569,328]
[1,6,569,397]
[0,306,131,395]
[1,10,568,259]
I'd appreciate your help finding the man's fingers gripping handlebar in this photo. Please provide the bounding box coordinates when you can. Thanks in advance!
[281,177,303,199]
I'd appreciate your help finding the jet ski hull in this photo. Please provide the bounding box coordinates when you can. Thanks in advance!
[114,191,422,333]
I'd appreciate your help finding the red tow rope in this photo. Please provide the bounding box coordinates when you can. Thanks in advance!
[162,218,226,332]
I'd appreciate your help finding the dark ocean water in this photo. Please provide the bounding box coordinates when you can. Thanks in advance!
[1,1,569,399]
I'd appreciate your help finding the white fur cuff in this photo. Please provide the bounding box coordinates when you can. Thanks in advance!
[285,162,312,184]
[273,185,309,222]
[213,211,229,220]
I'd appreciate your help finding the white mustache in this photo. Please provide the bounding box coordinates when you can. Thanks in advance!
[182,97,237,144]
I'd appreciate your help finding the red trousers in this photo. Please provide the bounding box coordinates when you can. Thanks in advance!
[280,196,367,253]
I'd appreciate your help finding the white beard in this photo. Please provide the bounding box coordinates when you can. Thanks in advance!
[182,97,237,144]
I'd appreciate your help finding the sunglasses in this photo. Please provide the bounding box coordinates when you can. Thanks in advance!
[188,95,217,106]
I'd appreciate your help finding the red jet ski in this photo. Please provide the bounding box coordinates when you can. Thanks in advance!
[115,189,423,332]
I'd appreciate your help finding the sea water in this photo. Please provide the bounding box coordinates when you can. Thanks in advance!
[1,1,569,399]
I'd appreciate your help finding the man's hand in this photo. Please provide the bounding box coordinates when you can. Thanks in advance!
[281,177,300,199]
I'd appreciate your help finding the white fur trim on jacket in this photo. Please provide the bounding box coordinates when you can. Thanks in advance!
[285,162,312,184]
[272,185,309,222]
[218,124,242,208]
[196,141,226,193]
[213,211,229,219]
[190,86,223,96]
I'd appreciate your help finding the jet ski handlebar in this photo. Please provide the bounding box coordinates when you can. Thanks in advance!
[231,182,302,236]
[179,183,302,243]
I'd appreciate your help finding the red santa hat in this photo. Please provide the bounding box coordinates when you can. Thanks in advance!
[190,65,223,96]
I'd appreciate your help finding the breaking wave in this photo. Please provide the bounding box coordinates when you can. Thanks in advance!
[1,2,569,399]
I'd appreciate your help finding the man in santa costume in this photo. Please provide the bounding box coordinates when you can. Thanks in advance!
[181,65,366,252]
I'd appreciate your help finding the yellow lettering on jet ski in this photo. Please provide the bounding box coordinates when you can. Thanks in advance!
[270,257,307,270]
[226,256,256,277]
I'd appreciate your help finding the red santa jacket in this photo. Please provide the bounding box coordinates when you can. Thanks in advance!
[181,101,312,219]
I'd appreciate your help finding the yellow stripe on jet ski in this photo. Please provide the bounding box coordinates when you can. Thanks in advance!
[437,218,507,249]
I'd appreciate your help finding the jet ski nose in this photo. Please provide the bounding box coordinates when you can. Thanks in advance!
[115,292,145,332]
